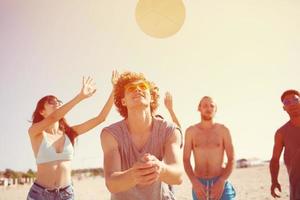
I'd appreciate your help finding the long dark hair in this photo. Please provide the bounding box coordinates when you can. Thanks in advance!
[31,95,77,145]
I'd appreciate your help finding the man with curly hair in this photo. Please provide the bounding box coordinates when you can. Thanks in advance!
[100,71,183,200]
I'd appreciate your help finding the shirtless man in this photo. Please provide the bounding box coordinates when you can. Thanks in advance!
[270,89,300,200]
[183,96,236,200]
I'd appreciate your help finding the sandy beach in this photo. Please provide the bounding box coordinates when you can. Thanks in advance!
[0,164,289,200]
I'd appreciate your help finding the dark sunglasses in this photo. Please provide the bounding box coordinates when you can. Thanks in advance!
[283,98,300,106]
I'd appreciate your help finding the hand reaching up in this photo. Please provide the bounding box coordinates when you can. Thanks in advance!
[164,92,173,111]
[111,70,119,85]
[80,76,97,99]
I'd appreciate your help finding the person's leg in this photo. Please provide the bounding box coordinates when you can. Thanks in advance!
[220,181,236,200]
[192,178,210,200]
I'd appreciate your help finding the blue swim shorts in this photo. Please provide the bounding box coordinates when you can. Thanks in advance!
[192,176,236,200]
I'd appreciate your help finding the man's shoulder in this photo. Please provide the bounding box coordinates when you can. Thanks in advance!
[214,122,225,127]
[102,120,124,135]
[214,123,231,138]
[276,121,290,134]
[105,120,124,129]
[154,117,176,130]
[186,123,200,133]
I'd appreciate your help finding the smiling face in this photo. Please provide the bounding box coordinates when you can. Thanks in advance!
[198,96,217,121]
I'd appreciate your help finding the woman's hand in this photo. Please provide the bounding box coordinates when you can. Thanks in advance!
[80,76,97,99]
[164,92,173,111]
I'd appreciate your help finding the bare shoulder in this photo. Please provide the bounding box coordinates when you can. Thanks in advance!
[28,126,43,142]
[274,129,284,144]
[275,129,283,137]
[28,127,38,138]
[274,122,291,142]
[28,126,40,138]
[185,123,199,135]
[215,123,228,129]
[215,123,231,136]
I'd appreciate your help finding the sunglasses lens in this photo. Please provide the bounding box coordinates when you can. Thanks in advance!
[125,82,149,92]
[127,86,136,93]
[284,98,300,106]
[138,83,148,90]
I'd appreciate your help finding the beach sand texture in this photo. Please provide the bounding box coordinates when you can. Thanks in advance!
[0,164,289,200]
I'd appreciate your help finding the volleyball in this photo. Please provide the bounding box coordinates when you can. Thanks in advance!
[135,0,186,38]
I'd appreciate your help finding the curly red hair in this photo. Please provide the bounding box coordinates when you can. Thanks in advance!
[114,71,159,118]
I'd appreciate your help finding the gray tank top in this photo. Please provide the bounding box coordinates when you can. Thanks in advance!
[103,118,176,200]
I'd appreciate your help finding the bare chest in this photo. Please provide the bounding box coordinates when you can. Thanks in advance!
[193,130,223,149]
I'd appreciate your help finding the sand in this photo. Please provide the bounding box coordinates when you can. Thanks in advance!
[0,164,290,200]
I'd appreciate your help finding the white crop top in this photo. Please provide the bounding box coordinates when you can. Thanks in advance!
[36,132,74,164]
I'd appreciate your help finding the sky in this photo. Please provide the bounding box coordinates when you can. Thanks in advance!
[0,0,300,171]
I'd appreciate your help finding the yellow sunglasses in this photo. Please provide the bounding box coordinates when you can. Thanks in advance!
[125,82,150,93]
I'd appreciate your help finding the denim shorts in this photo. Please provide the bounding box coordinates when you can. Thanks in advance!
[27,182,74,200]
[192,177,236,200]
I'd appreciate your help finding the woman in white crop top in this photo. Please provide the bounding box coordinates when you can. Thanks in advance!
[27,71,118,200]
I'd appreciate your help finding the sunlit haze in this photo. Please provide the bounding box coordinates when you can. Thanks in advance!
[1,0,299,171]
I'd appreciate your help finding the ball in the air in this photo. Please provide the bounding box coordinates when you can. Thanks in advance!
[135,0,186,38]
